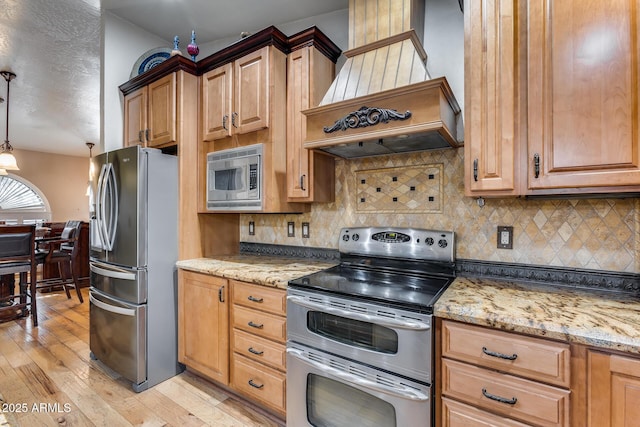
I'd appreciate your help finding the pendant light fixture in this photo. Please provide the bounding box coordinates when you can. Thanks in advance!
[0,94,5,175]
[0,70,19,171]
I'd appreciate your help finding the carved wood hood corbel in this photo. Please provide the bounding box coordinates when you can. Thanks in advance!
[303,0,462,158]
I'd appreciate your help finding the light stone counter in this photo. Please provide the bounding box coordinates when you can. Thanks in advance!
[176,256,337,290]
[435,277,640,354]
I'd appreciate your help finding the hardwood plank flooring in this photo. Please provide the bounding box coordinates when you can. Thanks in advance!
[0,289,283,426]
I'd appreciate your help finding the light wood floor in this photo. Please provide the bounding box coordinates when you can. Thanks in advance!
[0,288,283,427]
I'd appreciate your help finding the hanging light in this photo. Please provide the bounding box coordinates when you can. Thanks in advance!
[0,70,19,171]
[86,142,95,196]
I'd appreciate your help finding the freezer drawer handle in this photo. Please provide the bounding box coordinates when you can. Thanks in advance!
[90,294,136,317]
[90,263,136,281]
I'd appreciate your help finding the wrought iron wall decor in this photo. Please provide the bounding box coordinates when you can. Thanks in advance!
[323,106,412,133]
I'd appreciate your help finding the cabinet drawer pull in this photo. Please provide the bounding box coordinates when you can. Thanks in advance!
[248,347,264,355]
[482,388,517,405]
[300,174,306,191]
[222,114,228,130]
[145,129,149,143]
[247,295,264,303]
[533,153,540,178]
[248,379,264,389]
[248,321,264,329]
[473,158,478,182]
[138,130,144,143]
[482,346,517,360]
[232,112,238,128]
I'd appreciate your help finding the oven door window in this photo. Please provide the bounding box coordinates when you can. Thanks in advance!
[307,311,398,354]
[307,374,396,427]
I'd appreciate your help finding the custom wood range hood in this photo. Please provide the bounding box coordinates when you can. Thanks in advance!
[303,0,461,158]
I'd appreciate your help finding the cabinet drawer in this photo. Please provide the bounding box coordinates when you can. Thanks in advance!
[442,397,531,427]
[442,359,569,427]
[232,329,286,371]
[232,354,285,414]
[442,320,570,387]
[232,280,286,316]
[232,305,286,343]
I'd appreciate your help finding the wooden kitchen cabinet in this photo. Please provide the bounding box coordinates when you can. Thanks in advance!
[230,280,287,417]
[178,269,229,385]
[440,320,571,426]
[201,46,269,143]
[465,0,640,196]
[587,350,640,426]
[123,73,176,148]
[286,29,340,202]
[464,0,520,196]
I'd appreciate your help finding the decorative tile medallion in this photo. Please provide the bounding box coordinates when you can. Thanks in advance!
[355,164,443,213]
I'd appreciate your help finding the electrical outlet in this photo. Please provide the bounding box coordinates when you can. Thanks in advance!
[287,222,295,237]
[302,222,310,238]
[248,221,255,236]
[497,226,513,249]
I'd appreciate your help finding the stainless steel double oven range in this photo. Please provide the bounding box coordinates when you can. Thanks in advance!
[287,227,455,427]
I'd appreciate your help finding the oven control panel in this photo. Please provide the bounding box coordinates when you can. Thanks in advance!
[339,227,455,262]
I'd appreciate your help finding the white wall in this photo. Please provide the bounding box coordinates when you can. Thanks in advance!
[101,12,169,154]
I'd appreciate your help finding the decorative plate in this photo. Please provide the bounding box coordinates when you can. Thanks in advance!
[130,47,172,78]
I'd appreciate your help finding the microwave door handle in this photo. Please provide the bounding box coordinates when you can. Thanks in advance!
[286,295,430,331]
[89,294,135,317]
[287,348,429,402]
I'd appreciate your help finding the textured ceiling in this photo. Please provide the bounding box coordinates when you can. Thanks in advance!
[0,0,347,157]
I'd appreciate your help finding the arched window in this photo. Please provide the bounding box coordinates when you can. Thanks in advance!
[0,174,52,225]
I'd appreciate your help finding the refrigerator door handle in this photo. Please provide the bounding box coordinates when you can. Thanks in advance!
[90,294,136,317]
[90,262,137,281]
[102,163,118,251]
[96,163,109,249]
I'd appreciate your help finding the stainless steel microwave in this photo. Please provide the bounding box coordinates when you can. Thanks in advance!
[206,144,263,211]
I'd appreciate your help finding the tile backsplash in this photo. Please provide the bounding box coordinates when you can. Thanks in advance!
[241,149,639,273]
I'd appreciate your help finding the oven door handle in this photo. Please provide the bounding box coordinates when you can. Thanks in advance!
[287,348,430,402]
[287,295,431,330]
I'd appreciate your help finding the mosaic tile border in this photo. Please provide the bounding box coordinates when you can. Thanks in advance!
[457,259,640,294]
[240,242,340,261]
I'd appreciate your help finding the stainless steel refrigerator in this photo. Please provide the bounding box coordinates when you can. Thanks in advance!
[88,145,182,392]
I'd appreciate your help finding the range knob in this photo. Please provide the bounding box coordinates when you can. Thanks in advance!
[352,233,359,241]
[425,237,434,246]
[342,234,350,242]
[438,239,448,248]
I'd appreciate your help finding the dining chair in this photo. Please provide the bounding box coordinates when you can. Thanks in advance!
[36,220,84,303]
[0,225,38,327]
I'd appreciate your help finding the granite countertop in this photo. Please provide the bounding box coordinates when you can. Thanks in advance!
[435,277,640,354]
[176,255,337,289]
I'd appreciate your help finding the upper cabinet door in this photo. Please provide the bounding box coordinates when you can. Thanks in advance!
[234,46,269,134]
[464,0,519,196]
[147,73,177,147]
[527,0,640,190]
[202,63,233,141]
[123,86,147,147]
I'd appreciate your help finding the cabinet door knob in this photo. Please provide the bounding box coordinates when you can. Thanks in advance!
[473,159,479,182]
[534,153,540,178]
